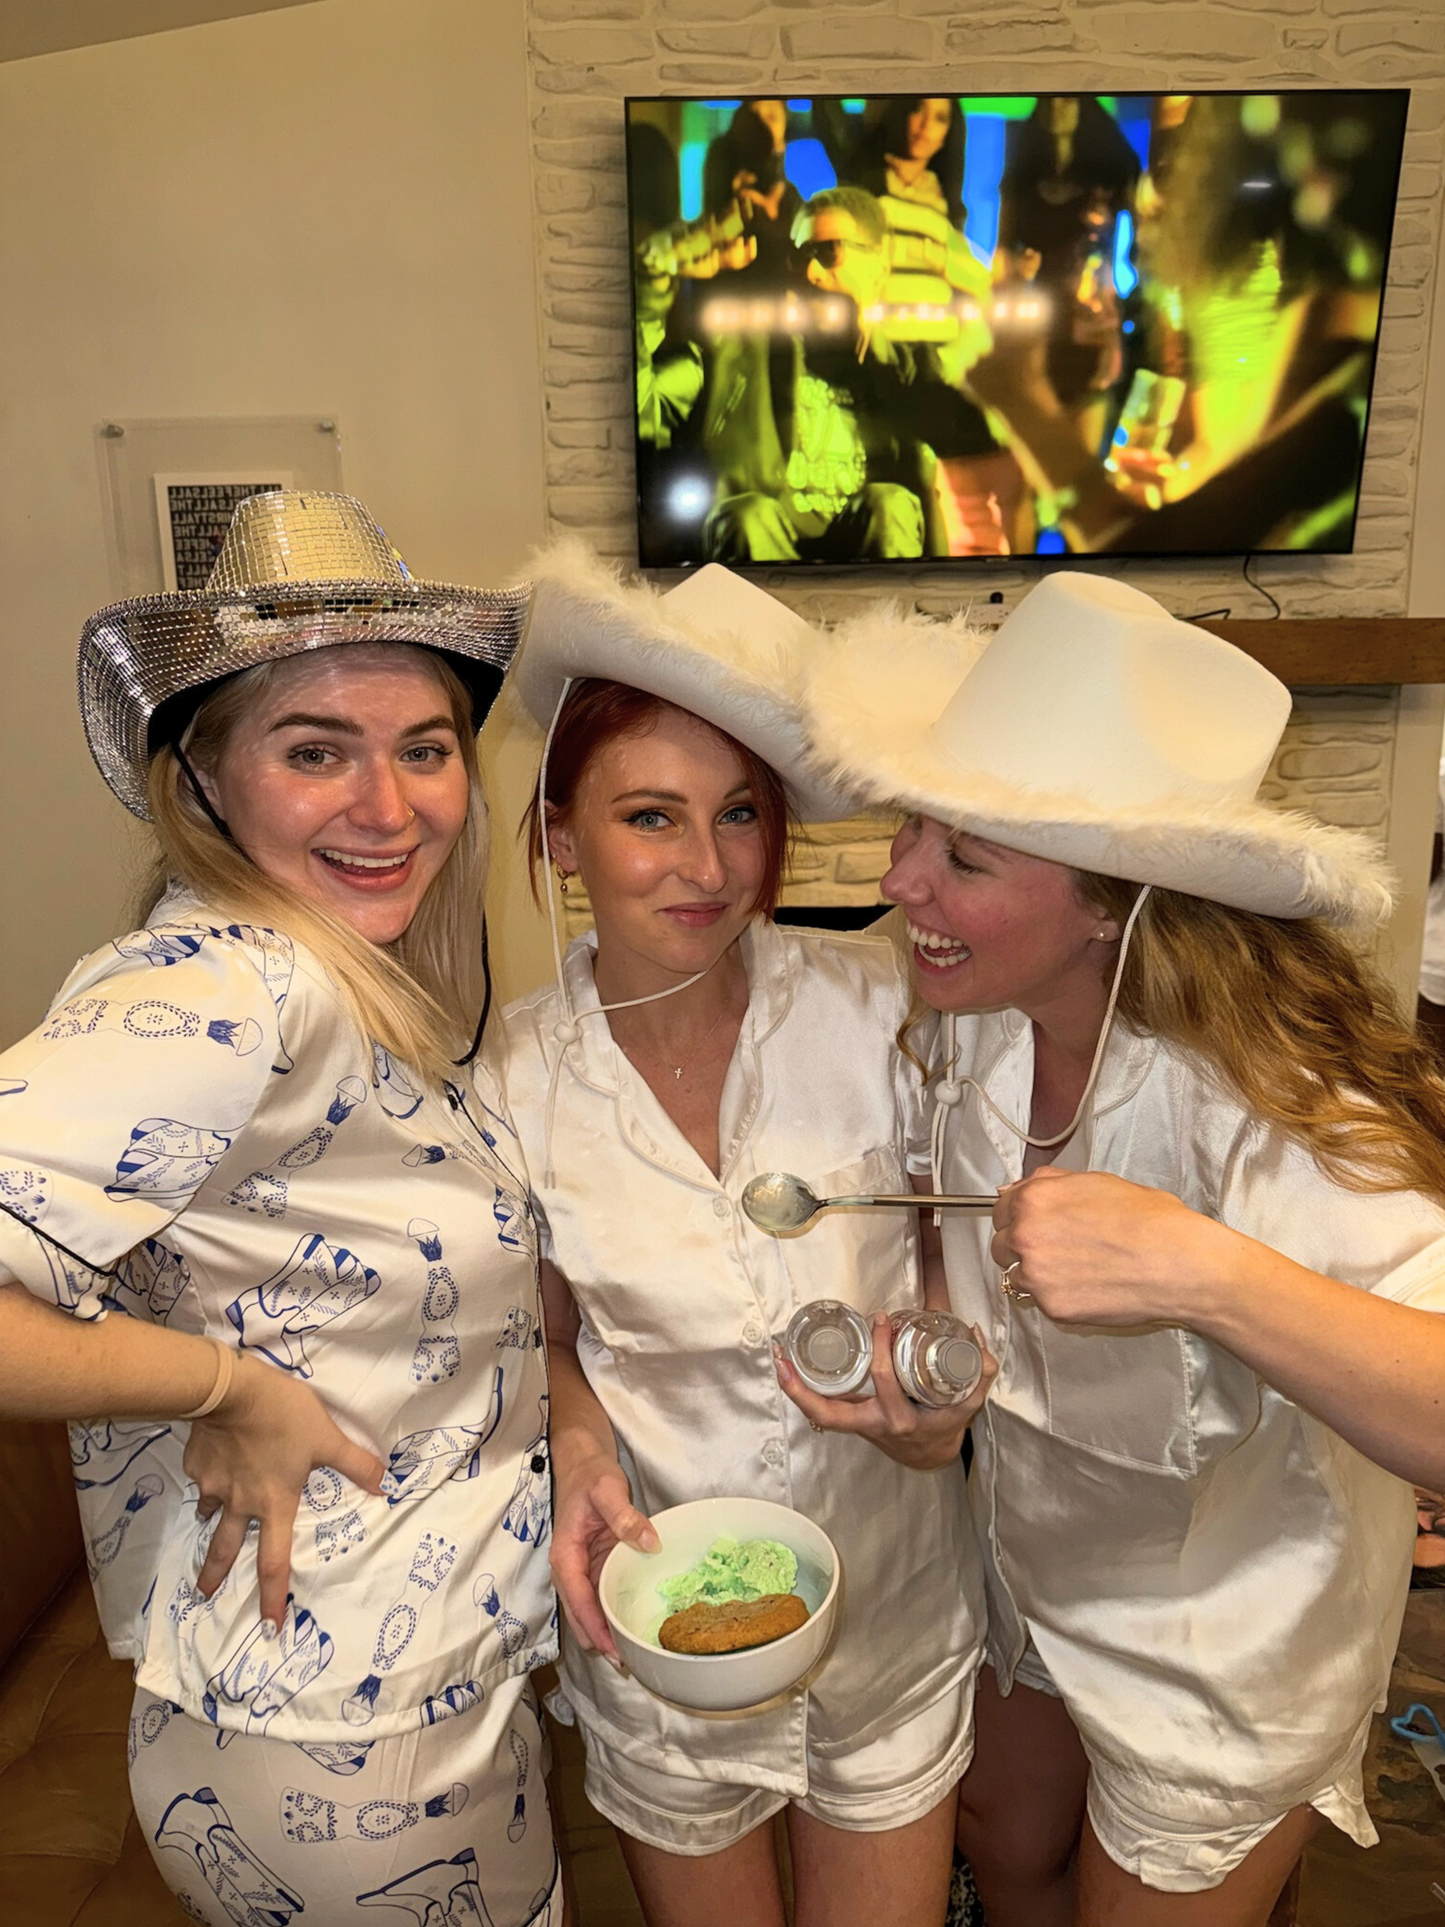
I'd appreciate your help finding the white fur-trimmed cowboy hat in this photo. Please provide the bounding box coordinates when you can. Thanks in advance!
[80,490,528,818]
[513,541,856,823]
[801,571,1393,925]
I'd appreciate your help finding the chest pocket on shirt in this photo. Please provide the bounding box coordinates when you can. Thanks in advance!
[1033,1320,1198,1478]
[781,1145,920,1317]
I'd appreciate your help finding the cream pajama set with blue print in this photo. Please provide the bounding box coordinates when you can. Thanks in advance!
[500,918,986,1853]
[0,896,560,1927]
[928,1007,1445,1891]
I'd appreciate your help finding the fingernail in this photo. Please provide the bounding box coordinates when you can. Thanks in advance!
[640,1528,660,1553]
[604,1653,628,1676]
[261,1619,278,1640]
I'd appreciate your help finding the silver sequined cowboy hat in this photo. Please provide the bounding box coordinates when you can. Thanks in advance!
[801,571,1393,925]
[80,489,529,818]
[514,538,856,823]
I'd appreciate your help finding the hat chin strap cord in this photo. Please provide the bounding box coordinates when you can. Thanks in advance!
[929,883,1152,1199]
[172,738,234,843]
[537,676,726,1187]
[453,917,492,1069]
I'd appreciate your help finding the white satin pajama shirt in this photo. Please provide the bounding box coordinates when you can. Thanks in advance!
[927,1009,1443,1876]
[500,919,985,1807]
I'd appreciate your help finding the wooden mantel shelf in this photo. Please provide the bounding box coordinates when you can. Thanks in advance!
[1197,618,1445,686]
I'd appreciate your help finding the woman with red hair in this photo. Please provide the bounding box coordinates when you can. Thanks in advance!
[497,547,993,1927]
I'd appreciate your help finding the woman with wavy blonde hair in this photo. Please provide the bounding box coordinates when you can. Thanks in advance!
[0,493,560,1927]
[792,571,1445,1927]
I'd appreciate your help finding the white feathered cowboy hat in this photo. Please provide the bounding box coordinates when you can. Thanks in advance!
[80,490,528,818]
[802,571,1392,924]
[513,541,856,823]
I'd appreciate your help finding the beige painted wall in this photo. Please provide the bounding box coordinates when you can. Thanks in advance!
[0,0,323,65]
[0,0,557,1043]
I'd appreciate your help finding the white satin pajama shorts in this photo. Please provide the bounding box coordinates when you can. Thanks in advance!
[1006,1642,1371,1892]
[580,1671,974,1857]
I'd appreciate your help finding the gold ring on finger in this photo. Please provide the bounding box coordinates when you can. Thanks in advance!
[999,1260,1035,1307]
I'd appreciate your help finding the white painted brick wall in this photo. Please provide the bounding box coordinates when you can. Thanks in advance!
[524,3,1444,915]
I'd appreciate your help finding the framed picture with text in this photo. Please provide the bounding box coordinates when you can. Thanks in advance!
[153,473,294,591]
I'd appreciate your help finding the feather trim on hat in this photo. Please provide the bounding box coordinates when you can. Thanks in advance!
[514,539,856,822]
[524,537,811,700]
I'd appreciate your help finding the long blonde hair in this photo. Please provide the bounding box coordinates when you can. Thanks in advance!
[902,872,1445,1207]
[1079,873,1445,1208]
[135,646,488,1086]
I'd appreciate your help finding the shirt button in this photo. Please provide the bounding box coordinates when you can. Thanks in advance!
[743,1322,764,1346]
[762,1439,785,1468]
[712,1197,730,1219]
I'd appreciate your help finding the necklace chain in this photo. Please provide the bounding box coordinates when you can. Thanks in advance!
[622,995,738,1081]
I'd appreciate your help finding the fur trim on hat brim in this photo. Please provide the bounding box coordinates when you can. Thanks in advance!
[802,603,1394,928]
[79,579,527,819]
[515,539,858,824]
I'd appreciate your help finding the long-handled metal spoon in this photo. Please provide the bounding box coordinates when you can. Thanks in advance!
[742,1170,998,1234]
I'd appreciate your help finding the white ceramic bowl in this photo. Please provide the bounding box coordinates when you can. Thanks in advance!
[598,1496,840,1713]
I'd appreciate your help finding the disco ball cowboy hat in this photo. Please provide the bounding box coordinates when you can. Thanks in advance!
[514,538,856,823]
[80,489,529,818]
[800,571,1393,925]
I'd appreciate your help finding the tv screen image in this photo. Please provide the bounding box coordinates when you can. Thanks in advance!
[625,91,1409,567]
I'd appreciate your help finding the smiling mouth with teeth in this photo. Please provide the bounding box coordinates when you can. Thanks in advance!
[905,920,971,967]
[316,849,415,873]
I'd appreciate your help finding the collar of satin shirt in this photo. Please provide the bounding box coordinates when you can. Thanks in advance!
[942,1005,1161,1182]
[557,917,793,1191]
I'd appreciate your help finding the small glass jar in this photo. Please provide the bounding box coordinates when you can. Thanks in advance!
[889,1310,982,1407]
[781,1300,874,1397]
[780,1302,983,1407]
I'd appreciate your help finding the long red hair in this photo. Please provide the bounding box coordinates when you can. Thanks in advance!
[522,678,794,916]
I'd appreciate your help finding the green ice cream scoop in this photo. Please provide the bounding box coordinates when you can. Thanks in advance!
[658,1536,799,1611]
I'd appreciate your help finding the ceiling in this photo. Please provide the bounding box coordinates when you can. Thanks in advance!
[0,0,323,65]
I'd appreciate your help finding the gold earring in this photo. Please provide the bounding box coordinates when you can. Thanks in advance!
[555,863,570,897]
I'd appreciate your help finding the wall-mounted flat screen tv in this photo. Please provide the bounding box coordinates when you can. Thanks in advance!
[625,91,1408,566]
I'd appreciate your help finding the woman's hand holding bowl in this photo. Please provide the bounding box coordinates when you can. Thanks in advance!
[775,1310,997,1470]
[550,1448,660,1664]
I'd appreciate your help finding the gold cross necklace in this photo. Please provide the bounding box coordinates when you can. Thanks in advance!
[625,994,738,1081]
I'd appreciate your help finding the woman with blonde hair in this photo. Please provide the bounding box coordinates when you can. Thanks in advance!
[0,493,559,1926]
[792,571,1445,1926]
